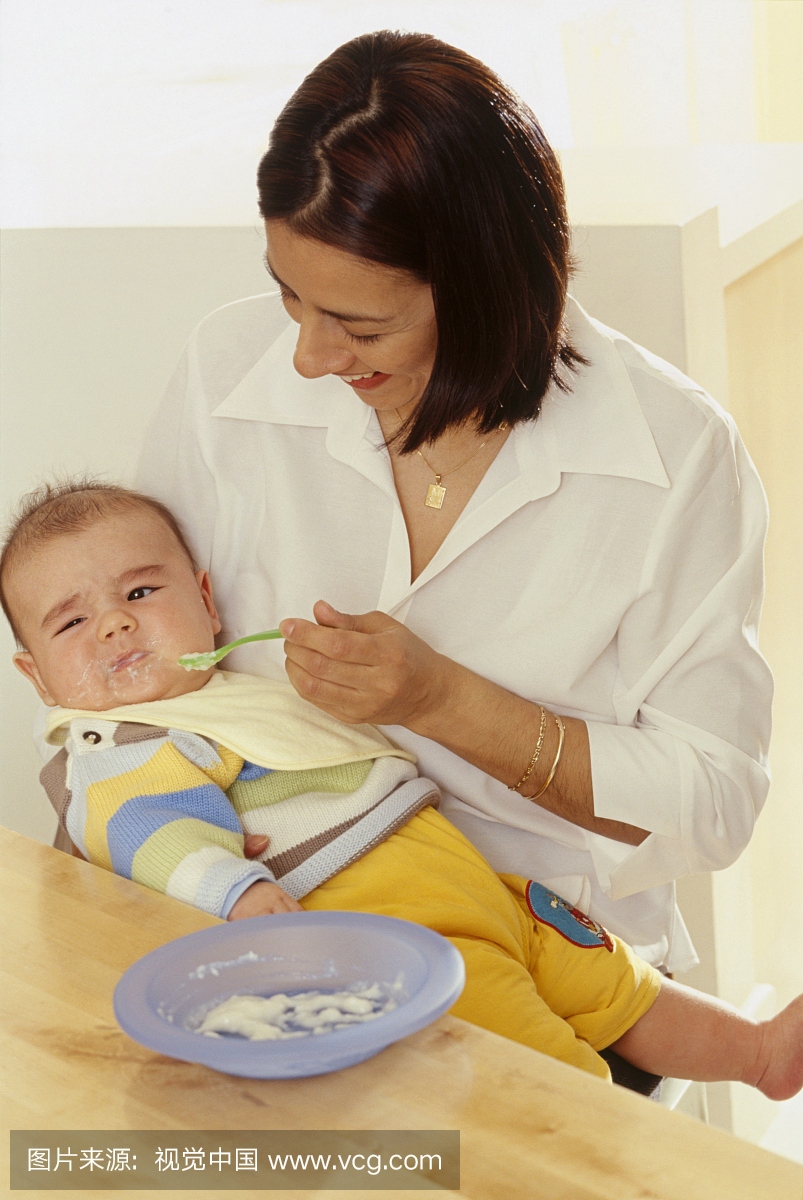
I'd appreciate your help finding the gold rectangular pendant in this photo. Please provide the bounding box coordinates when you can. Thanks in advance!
[425,483,446,509]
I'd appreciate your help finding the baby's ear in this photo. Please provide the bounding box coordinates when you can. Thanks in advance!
[12,652,57,705]
[196,569,222,635]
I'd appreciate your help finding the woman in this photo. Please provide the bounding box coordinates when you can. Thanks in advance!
[138,31,771,979]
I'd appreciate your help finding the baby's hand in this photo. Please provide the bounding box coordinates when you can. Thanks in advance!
[243,834,270,859]
[228,880,303,919]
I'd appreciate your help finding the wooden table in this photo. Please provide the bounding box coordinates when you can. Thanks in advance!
[2,826,800,1200]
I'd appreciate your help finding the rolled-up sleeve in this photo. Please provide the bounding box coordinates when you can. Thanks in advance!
[588,415,772,899]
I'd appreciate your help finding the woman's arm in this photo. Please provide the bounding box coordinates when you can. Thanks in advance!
[420,649,649,846]
[280,602,648,846]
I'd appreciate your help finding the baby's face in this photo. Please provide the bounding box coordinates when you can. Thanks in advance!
[8,510,221,710]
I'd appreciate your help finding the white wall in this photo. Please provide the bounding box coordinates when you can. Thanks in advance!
[3,0,797,229]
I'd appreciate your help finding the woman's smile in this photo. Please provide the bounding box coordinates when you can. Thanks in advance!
[339,371,392,391]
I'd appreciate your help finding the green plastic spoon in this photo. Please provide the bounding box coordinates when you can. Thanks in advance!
[178,629,283,671]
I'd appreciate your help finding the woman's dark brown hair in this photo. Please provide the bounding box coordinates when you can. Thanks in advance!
[257,30,583,452]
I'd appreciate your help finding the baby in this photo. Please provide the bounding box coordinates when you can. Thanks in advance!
[3,478,803,1099]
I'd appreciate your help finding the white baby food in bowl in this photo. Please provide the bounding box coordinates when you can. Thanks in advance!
[195,982,396,1040]
[114,912,465,1078]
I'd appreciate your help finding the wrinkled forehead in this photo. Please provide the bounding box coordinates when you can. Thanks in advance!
[4,506,189,616]
[17,504,158,560]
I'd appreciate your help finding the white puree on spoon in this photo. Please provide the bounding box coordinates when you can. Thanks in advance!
[196,983,395,1041]
[179,650,218,671]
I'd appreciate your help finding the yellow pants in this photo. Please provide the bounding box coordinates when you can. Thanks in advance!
[302,807,662,1080]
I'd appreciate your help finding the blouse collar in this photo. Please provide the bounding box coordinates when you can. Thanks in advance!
[211,294,670,493]
[211,295,670,607]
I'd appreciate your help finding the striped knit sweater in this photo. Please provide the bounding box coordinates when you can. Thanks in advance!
[41,672,439,918]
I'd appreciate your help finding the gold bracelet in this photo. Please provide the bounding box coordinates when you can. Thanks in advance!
[529,714,565,800]
[509,705,547,793]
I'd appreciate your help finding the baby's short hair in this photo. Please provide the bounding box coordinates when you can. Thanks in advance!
[0,478,195,647]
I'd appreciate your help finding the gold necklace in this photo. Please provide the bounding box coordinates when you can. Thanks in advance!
[395,412,508,509]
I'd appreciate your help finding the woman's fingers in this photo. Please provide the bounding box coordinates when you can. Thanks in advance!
[282,607,411,696]
[280,602,450,727]
[280,608,410,691]
[311,599,358,629]
[283,657,379,722]
[284,644,372,690]
[279,606,393,665]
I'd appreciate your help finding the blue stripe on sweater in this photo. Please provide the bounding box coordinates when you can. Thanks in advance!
[107,783,242,878]
[237,760,273,782]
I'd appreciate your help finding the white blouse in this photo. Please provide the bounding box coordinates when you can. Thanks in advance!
[137,292,772,971]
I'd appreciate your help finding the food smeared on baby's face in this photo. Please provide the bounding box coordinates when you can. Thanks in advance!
[8,510,221,710]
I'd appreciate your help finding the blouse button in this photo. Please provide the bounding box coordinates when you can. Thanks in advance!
[82,730,102,745]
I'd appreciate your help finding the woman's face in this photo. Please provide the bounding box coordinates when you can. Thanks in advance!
[265,219,438,418]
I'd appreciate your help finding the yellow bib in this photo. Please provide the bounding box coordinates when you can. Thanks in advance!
[44,670,415,772]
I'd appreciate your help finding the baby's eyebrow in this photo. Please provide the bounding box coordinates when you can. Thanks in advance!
[41,593,82,631]
[115,564,167,586]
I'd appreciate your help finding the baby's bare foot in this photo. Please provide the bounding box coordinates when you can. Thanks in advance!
[750,994,803,1101]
